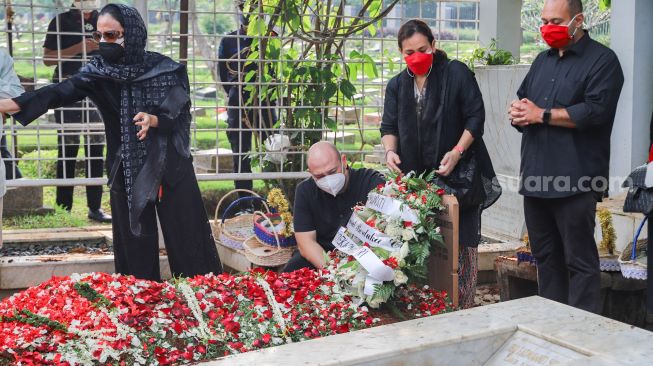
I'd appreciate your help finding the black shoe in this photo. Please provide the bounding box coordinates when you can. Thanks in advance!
[88,209,112,223]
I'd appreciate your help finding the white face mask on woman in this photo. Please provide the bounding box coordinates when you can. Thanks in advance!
[315,162,346,197]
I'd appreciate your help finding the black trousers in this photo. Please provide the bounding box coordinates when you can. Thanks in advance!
[110,158,223,281]
[0,133,21,179]
[524,192,601,313]
[55,101,104,211]
[226,90,276,196]
[282,250,316,273]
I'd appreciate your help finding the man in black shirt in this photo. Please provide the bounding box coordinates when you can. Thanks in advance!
[43,1,111,222]
[282,142,384,272]
[509,0,623,313]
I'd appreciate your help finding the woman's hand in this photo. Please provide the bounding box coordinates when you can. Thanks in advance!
[133,112,159,141]
[435,151,462,177]
[385,150,402,173]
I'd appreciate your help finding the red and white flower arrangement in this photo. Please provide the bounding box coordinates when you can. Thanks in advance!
[328,171,445,308]
[0,268,451,365]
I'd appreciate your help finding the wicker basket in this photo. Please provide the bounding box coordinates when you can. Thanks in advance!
[599,254,620,272]
[254,212,296,247]
[618,217,648,280]
[242,211,294,267]
[212,189,270,250]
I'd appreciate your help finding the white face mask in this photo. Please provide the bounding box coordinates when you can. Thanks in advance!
[315,163,346,197]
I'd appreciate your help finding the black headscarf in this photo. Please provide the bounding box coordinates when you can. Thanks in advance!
[82,4,190,235]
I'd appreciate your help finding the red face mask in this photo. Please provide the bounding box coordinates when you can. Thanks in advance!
[404,51,433,76]
[540,14,581,49]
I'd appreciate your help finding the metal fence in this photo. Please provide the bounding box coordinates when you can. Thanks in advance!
[0,0,480,187]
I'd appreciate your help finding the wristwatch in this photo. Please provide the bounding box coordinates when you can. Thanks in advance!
[542,108,551,125]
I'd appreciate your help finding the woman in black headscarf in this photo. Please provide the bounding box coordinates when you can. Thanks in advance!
[0,4,222,280]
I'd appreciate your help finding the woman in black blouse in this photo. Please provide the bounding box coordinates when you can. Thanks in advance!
[381,19,500,308]
[0,4,222,280]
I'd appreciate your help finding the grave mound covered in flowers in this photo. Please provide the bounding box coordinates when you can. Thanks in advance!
[0,270,451,365]
[0,172,453,365]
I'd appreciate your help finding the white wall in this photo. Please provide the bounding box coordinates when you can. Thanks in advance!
[610,0,653,189]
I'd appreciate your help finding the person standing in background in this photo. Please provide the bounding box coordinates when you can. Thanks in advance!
[0,47,26,247]
[0,48,24,181]
[43,0,111,222]
[218,0,277,201]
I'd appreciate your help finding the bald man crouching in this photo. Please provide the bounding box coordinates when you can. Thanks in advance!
[282,141,384,272]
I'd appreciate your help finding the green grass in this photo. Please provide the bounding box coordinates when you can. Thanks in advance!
[4,185,112,230]
[198,180,266,192]
[13,62,52,81]
[5,204,90,230]
[4,180,272,230]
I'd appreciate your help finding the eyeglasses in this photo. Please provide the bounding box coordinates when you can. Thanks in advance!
[91,30,123,43]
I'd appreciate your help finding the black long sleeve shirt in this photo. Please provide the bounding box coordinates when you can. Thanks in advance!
[516,33,624,199]
[380,52,485,175]
[12,69,187,179]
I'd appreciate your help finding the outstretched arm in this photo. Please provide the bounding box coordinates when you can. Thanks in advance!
[7,75,93,126]
[0,99,20,115]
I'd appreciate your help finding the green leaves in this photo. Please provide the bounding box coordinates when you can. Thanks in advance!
[339,79,357,99]
[368,0,383,18]
[74,282,114,309]
[247,18,267,37]
[465,38,516,70]
[349,50,379,79]
[384,49,396,74]
[3,309,68,333]
[324,81,338,100]
[371,283,395,303]
[239,0,398,173]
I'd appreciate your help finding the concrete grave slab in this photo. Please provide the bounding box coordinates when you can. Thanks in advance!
[205,296,653,365]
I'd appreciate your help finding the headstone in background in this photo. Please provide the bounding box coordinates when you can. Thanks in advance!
[3,187,53,217]
[193,148,234,174]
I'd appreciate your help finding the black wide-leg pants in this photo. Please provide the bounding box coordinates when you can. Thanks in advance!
[110,158,222,281]
[524,192,601,313]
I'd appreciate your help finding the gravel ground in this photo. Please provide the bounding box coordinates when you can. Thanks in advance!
[474,284,501,306]
[0,242,113,257]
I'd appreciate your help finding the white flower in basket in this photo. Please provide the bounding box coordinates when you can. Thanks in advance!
[262,217,287,234]
[264,134,291,164]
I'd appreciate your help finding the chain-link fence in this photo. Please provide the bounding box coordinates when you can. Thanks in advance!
[0,0,480,187]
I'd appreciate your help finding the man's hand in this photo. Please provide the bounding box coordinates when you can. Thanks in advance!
[295,231,326,269]
[435,150,462,177]
[509,98,544,127]
[134,112,159,141]
[385,150,402,173]
[83,38,99,54]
